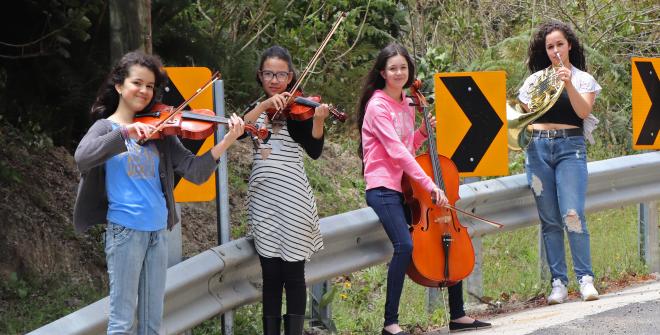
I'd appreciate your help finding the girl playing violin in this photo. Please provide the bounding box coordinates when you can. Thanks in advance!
[242,45,330,335]
[73,51,244,334]
[357,43,491,334]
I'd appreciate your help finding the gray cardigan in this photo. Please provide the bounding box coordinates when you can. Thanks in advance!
[73,119,218,233]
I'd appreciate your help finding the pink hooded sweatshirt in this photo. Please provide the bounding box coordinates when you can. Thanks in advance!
[361,89,436,194]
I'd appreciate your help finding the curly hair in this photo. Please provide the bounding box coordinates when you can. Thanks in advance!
[356,43,415,165]
[527,21,586,73]
[90,51,168,121]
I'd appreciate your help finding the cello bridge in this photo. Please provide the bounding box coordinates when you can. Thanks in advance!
[434,215,451,224]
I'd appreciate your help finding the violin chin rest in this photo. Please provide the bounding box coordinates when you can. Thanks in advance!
[262,132,271,144]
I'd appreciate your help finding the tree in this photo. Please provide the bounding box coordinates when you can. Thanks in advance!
[109,0,152,61]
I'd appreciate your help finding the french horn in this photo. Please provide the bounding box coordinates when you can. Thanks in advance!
[508,53,566,151]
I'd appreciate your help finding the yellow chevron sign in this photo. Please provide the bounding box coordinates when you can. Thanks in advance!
[434,71,508,177]
[163,67,217,202]
[632,58,660,149]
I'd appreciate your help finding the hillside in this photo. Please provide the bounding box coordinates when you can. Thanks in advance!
[0,119,364,333]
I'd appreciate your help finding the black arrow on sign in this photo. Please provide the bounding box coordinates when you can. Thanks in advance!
[440,76,503,172]
[161,81,201,187]
[635,61,660,146]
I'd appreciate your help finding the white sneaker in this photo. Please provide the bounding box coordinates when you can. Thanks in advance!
[547,278,568,305]
[579,275,599,301]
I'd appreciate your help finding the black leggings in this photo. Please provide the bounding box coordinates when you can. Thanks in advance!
[259,255,307,317]
[448,281,466,320]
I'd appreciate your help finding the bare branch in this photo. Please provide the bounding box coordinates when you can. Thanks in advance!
[334,0,371,62]
[556,5,583,33]
[237,20,274,54]
[592,18,630,48]
[0,51,52,59]
[0,19,75,48]
[584,0,617,26]
[196,0,213,23]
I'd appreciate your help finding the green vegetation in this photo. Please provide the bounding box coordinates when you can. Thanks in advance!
[0,274,105,334]
[325,205,649,334]
[1,0,658,334]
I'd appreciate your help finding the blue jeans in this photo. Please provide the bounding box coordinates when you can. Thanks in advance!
[366,187,465,326]
[525,135,594,285]
[105,222,168,335]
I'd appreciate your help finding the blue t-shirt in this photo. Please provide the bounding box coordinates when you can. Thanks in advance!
[105,124,167,231]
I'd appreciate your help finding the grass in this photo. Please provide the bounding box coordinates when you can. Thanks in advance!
[4,197,649,335]
[0,274,105,334]
[2,137,653,334]
[484,205,647,300]
[323,205,650,334]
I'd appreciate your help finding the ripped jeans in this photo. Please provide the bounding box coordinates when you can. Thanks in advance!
[525,135,594,285]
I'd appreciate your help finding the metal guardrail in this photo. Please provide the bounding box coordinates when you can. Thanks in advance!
[30,152,660,335]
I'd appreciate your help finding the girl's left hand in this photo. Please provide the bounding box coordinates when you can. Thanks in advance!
[419,112,435,136]
[225,113,245,141]
[313,104,330,122]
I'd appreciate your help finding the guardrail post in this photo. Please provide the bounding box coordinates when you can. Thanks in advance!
[309,281,337,332]
[538,230,550,282]
[168,204,183,267]
[466,235,483,302]
[426,287,442,313]
[214,79,234,335]
[639,201,660,273]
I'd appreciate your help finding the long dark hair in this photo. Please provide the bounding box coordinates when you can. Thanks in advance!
[356,43,415,162]
[256,45,298,92]
[528,20,586,73]
[90,51,167,121]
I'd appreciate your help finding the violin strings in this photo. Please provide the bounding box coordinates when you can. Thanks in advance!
[141,72,221,143]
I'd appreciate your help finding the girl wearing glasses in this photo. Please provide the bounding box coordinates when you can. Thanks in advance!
[241,45,330,335]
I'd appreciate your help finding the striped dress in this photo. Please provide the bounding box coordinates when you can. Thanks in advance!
[247,113,324,261]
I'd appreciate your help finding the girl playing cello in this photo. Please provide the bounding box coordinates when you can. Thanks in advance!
[357,43,491,334]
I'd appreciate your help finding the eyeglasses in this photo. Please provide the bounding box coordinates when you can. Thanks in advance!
[259,71,291,82]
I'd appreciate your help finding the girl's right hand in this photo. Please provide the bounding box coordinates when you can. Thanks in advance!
[124,122,156,140]
[261,92,291,111]
[432,187,448,207]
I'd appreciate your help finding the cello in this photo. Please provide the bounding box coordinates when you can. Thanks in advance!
[403,80,475,287]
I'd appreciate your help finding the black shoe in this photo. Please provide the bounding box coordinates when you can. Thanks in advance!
[263,315,281,335]
[449,319,492,333]
[381,328,410,335]
[283,314,305,335]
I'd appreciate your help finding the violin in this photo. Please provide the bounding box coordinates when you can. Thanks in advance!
[135,103,270,141]
[266,89,347,123]
[135,72,270,144]
[403,79,475,287]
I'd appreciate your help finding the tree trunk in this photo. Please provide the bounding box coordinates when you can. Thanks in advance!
[109,0,152,64]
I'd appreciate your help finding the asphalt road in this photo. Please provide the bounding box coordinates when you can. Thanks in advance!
[424,278,660,335]
[528,299,660,335]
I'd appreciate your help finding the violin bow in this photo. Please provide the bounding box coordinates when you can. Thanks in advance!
[138,71,222,144]
[270,11,347,120]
